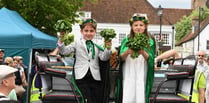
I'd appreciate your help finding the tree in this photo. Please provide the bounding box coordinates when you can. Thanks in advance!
[175,16,192,42]
[175,6,209,42]
[0,0,90,36]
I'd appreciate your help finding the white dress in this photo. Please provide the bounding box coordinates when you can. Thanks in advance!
[122,54,147,103]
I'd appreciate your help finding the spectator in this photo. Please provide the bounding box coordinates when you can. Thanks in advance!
[175,50,206,103]
[155,49,180,69]
[4,57,14,67]
[13,56,28,87]
[204,54,209,103]
[0,65,18,101]
[0,49,5,64]
[12,56,26,102]
[4,57,26,102]
[188,50,206,103]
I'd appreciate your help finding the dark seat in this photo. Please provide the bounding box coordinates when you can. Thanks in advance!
[32,52,81,103]
[42,68,81,103]
[150,56,197,103]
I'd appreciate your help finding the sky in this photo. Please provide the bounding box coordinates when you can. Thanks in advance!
[148,0,191,9]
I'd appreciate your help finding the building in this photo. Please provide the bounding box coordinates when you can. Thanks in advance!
[175,0,208,57]
[71,0,192,51]
[176,17,209,57]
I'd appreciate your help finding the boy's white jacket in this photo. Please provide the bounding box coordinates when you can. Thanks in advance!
[57,38,111,80]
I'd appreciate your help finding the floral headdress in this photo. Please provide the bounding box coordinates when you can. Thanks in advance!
[129,13,149,25]
[79,18,97,29]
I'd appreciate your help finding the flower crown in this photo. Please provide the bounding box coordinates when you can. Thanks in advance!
[79,18,97,29]
[129,13,149,25]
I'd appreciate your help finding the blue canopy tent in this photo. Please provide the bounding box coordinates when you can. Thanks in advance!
[0,7,57,102]
[0,7,57,67]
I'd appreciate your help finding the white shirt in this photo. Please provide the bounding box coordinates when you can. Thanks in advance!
[0,93,9,101]
[196,62,208,72]
[197,62,209,86]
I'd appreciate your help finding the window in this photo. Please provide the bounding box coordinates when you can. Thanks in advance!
[153,33,169,45]
[206,40,209,49]
[161,33,169,44]
[119,33,126,44]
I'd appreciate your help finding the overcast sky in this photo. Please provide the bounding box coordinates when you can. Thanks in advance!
[148,0,191,9]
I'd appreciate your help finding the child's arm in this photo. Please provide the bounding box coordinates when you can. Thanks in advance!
[98,49,112,61]
[57,42,75,55]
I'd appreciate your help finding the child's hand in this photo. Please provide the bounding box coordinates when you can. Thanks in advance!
[138,50,144,54]
[127,49,133,55]
[105,40,112,50]
[57,32,65,44]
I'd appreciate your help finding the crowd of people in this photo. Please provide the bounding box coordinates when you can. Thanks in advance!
[0,13,209,103]
[0,49,27,103]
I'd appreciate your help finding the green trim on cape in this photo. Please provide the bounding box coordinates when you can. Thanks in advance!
[119,36,155,103]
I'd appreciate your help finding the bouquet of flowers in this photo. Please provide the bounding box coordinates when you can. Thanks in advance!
[126,33,149,59]
[100,29,116,48]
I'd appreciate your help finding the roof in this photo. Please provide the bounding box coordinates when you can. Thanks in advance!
[175,18,209,46]
[80,0,192,25]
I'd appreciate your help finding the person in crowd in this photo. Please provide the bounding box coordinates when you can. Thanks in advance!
[13,56,27,87]
[190,50,207,103]
[4,57,14,67]
[57,18,112,103]
[0,49,5,65]
[203,53,209,103]
[154,49,180,69]
[12,56,27,102]
[0,65,18,101]
[180,50,206,103]
[4,57,26,102]
[3,57,18,101]
[155,49,180,62]
[119,13,156,103]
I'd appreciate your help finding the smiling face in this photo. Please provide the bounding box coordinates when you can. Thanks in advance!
[80,24,96,40]
[131,20,146,34]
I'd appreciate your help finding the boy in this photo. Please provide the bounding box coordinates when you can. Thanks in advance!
[57,18,112,103]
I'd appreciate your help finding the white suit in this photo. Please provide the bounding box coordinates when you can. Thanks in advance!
[58,38,111,80]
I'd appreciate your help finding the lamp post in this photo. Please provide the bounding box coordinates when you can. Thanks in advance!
[197,7,203,51]
[171,26,175,49]
[157,5,163,55]
[157,5,163,41]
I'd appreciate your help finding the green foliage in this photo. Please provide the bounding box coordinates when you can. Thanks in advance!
[54,19,72,33]
[0,0,84,36]
[100,28,116,48]
[126,33,149,59]
[100,29,116,41]
[175,6,209,43]
[60,33,74,46]
[175,16,192,42]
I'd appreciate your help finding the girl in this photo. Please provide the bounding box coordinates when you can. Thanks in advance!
[120,13,156,103]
